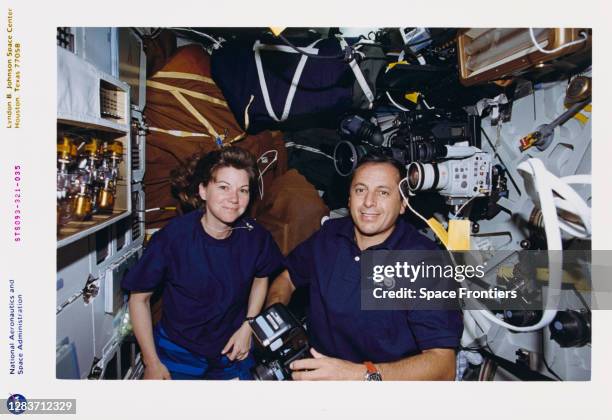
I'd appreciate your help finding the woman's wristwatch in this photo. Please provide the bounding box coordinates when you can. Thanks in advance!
[364,361,382,381]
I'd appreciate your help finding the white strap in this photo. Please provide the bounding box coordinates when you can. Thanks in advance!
[561,174,592,185]
[253,42,320,55]
[253,39,321,122]
[518,158,591,240]
[253,42,279,121]
[243,95,255,131]
[282,45,312,121]
[338,36,374,108]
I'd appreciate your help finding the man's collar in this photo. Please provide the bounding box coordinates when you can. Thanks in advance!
[336,216,408,250]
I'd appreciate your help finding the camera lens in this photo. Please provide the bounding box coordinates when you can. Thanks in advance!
[408,162,422,190]
[253,364,279,381]
[334,141,370,177]
[334,141,358,177]
[407,162,442,192]
[407,162,433,191]
[409,140,449,163]
[340,115,384,146]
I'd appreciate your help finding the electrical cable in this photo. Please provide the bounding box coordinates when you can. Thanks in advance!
[257,150,278,200]
[202,217,254,235]
[480,128,503,163]
[284,142,334,160]
[143,206,177,213]
[480,127,521,195]
[385,91,411,112]
[454,196,478,217]
[528,28,588,55]
[399,178,430,226]
[421,98,434,110]
[399,178,458,271]
[169,27,224,49]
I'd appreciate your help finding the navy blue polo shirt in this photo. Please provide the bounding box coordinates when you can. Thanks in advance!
[286,216,463,363]
[122,209,283,357]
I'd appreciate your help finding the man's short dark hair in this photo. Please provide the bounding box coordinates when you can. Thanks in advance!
[352,152,407,182]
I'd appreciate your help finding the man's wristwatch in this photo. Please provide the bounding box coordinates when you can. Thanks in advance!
[364,361,382,381]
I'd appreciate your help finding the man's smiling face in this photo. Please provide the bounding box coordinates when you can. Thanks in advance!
[348,161,406,248]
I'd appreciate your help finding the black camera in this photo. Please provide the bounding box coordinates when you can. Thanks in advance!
[248,303,310,381]
[333,109,481,176]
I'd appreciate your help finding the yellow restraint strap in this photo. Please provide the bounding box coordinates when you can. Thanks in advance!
[147,77,247,145]
[169,90,220,139]
[147,80,229,108]
[152,71,216,85]
[148,127,210,138]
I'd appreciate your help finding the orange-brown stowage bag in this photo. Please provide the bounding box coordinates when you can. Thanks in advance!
[253,170,329,256]
[144,44,287,229]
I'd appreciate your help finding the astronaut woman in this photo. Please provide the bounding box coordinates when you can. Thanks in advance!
[122,146,283,380]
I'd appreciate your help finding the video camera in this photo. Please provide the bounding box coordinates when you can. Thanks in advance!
[333,108,492,203]
[334,109,481,173]
[248,303,310,381]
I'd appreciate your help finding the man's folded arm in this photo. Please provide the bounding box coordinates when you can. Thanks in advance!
[265,269,296,307]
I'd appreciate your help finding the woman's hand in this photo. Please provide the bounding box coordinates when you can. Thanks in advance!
[143,360,172,380]
[221,322,252,361]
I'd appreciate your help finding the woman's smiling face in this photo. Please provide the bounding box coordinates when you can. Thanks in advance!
[199,166,251,225]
